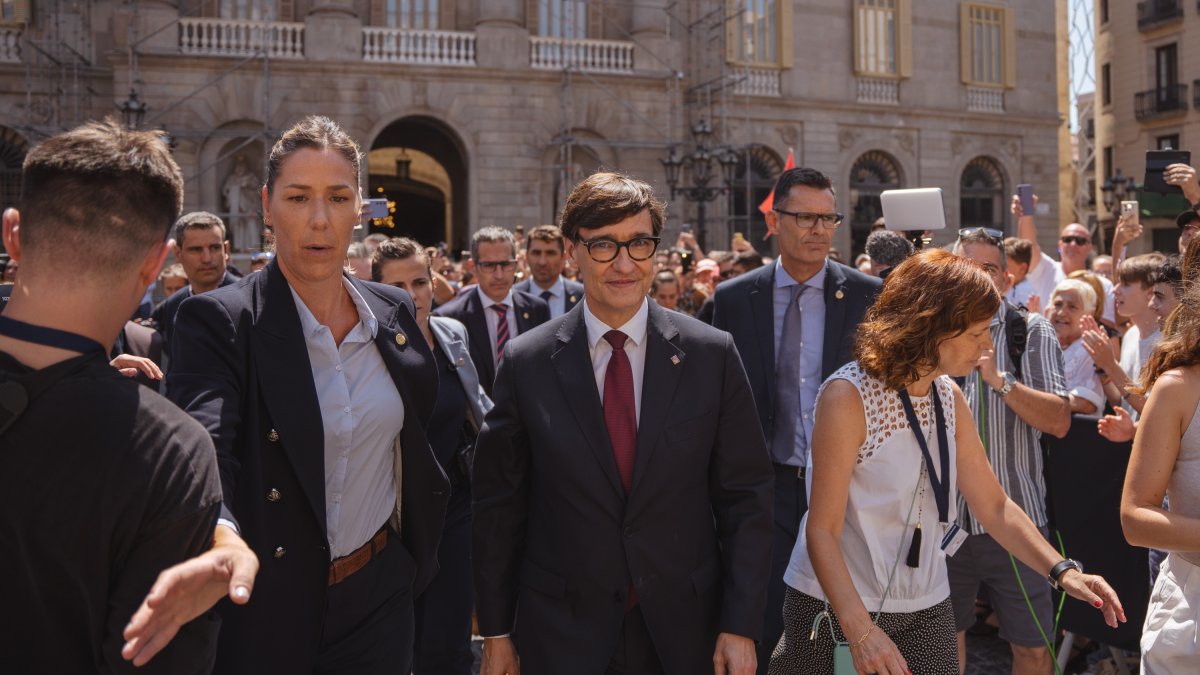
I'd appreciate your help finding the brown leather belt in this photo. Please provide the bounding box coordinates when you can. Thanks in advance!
[328,526,387,586]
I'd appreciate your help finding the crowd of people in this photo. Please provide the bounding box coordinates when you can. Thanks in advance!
[2,114,1200,675]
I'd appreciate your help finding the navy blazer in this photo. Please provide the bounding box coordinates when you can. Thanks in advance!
[432,287,550,394]
[150,269,239,357]
[166,261,450,674]
[711,259,881,441]
[514,277,585,316]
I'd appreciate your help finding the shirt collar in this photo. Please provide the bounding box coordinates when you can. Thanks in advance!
[289,275,379,340]
[774,258,827,291]
[478,286,514,309]
[583,298,649,350]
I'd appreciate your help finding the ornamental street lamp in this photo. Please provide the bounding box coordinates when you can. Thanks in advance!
[119,90,148,130]
[660,118,740,250]
[1099,168,1135,254]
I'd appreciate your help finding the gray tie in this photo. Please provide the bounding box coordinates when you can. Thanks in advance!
[771,284,807,465]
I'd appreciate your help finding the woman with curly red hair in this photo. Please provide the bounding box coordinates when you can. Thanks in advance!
[770,249,1125,675]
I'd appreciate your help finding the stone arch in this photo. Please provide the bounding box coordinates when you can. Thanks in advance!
[847,149,904,257]
[959,155,1008,232]
[727,144,784,246]
[195,120,270,251]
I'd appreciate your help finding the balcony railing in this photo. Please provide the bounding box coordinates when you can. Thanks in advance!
[363,28,475,66]
[729,66,781,97]
[530,37,633,75]
[0,26,20,63]
[856,77,899,105]
[1134,84,1188,120]
[966,86,1005,113]
[1137,0,1183,30]
[179,18,305,59]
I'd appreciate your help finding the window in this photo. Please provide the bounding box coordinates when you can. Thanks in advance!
[854,0,912,78]
[0,0,28,23]
[727,145,785,247]
[960,156,1006,231]
[534,0,586,38]
[380,0,439,29]
[1156,43,1178,90]
[726,0,793,67]
[1103,145,1113,181]
[1100,0,1109,25]
[219,0,275,20]
[1101,63,1111,106]
[849,151,903,255]
[960,3,1016,88]
[1158,134,1180,150]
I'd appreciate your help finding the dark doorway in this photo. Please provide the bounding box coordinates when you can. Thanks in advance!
[370,117,468,251]
[849,150,903,257]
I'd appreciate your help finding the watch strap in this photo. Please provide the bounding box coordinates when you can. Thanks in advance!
[1048,559,1083,590]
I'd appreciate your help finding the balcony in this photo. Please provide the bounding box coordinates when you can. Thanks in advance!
[1134,84,1188,120]
[363,28,475,66]
[729,66,781,97]
[1137,0,1183,31]
[856,77,899,105]
[530,37,634,75]
[1194,79,1200,110]
[0,27,19,63]
[966,86,1005,113]
[179,18,304,59]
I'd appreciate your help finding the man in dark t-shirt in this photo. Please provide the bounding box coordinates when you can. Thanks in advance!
[0,119,247,673]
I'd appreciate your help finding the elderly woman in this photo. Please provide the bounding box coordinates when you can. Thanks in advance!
[168,116,449,674]
[1049,278,1106,414]
[770,249,1124,675]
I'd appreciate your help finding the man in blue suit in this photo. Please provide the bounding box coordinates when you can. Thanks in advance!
[712,167,881,671]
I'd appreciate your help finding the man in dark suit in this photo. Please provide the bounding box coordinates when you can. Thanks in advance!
[515,224,585,319]
[712,167,881,673]
[434,226,549,394]
[151,211,239,356]
[474,172,773,675]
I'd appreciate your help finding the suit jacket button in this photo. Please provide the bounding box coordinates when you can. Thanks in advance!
[274,546,286,559]
[268,429,279,442]
[614,590,625,603]
[266,488,281,502]
[622,526,633,538]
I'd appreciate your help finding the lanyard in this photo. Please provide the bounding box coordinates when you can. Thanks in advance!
[898,384,951,524]
[0,315,108,357]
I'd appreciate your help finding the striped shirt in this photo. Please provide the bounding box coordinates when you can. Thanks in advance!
[958,304,1068,535]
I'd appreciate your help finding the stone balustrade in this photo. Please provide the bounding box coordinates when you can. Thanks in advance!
[179,18,304,59]
[530,36,634,75]
[363,27,475,66]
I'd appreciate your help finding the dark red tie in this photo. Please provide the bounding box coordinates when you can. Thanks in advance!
[603,330,638,610]
[492,303,509,363]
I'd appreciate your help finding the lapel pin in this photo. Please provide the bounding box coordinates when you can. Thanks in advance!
[456,356,465,366]
[835,289,845,300]
[395,333,407,346]
[670,355,681,366]
[569,295,577,303]
[523,312,530,320]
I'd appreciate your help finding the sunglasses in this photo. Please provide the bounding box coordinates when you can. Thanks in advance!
[1060,235,1090,246]
[958,227,1005,244]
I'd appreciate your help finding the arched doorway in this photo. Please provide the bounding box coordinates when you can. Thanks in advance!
[727,145,784,251]
[370,117,468,252]
[960,156,1006,232]
[0,126,29,213]
[849,150,903,257]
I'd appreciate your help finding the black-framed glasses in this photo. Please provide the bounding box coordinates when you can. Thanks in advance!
[476,259,517,273]
[1060,235,1090,246]
[575,235,661,263]
[773,209,844,230]
[958,227,1005,245]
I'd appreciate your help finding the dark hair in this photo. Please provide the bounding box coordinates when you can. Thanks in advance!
[526,224,565,252]
[559,171,665,241]
[954,228,1007,271]
[650,270,679,294]
[733,250,765,271]
[1151,254,1184,297]
[266,115,361,196]
[19,117,183,278]
[770,167,835,204]
[471,226,516,262]
[856,249,1001,389]
[173,211,227,248]
[371,236,430,282]
[1117,253,1166,287]
[864,229,914,268]
[1141,282,1200,393]
[1003,237,1033,266]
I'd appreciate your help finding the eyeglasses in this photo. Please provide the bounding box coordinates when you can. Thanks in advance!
[773,209,844,230]
[575,235,661,263]
[476,259,517,273]
[958,227,1005,245]
[1060,235,1090,246]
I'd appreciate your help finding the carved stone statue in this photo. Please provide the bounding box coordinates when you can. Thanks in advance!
[222,155,261,252]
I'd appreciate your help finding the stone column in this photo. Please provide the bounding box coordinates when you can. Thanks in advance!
[132,0,181,54]
[474,0,528,71]
[305,0,361,61]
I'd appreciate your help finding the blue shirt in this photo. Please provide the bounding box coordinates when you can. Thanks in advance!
[773,260,826,467]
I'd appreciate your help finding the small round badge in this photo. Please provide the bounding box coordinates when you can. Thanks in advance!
[835,289,845,300]
[395,333,407,346]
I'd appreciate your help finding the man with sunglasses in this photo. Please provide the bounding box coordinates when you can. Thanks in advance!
[1012,195,1114,321]
[711,166,881,673]
[434,226,549,395]
[473,172,773,675]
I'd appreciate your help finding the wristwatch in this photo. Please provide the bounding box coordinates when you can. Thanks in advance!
[993,371,1016,398]
[1048,559,1083,591]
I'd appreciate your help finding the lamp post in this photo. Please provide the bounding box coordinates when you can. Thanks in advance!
[1099,168,1134,254]
[660,119,740,250]
[119,90,148,130]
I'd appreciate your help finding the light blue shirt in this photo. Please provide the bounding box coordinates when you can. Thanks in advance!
[290,277,405,558]
[773,260,826,467]
[537,276,569,319]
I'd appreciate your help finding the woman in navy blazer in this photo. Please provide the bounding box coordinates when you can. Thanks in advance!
[373,236,492,675]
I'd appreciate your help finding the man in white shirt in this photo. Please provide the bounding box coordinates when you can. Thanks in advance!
[1012,194,1114,322]
[515,224,585,319]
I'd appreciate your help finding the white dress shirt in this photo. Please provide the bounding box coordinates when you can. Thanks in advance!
[583,298,649,426]
[290,277,405,558]
[478,287,520,368]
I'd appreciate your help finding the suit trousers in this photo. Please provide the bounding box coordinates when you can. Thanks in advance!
[413,486,475,675]
[606,606,665,675]
[314,527,417,675]
[757,464,808,675]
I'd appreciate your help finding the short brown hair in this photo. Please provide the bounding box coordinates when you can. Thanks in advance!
[1117,253,1166,287]
[266,115,361,196]
[559,172,665,241]
[173,211,227,248]
[1003,237,1033,266]
[856,249,1001,390]
[526,224,565,252]
[19,117,183,278]
[371,236,429,282]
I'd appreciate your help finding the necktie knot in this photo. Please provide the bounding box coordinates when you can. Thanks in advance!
[492,303,509,314]
[604,330,628,351]
[540,290,553,303]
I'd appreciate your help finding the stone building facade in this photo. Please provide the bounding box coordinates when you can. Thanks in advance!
[0,0,1062,258]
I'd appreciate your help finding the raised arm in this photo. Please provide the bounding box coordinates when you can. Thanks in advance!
[1013,194,1043,270]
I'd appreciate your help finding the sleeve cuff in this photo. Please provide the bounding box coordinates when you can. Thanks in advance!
[216,518,240,535]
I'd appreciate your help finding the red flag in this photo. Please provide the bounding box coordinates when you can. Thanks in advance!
[758,148,795,239]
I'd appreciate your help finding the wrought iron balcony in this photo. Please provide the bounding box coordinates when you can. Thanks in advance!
[1134,84,1188,121]
[1136,0,1183,31]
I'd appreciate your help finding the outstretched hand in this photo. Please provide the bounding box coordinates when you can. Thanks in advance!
[1058,569,1127,629]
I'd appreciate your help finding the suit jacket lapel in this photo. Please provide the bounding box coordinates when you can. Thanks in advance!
[463,291,495,386]
[749,266,776,409]
[513,292,536,334]
[355,278,437,424]
[822,260,849,379]
[250,263,328,535]
[552,309,626,501]
[630,303,684,497]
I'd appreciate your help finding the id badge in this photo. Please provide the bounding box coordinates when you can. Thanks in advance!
[833,644,856,675]
[940,522,968,557]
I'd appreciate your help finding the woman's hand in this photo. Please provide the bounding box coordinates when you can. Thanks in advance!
[1080,316,1118,373]
[1057,569,1127,629]
[850,625,910,675]
[1098,407,1135,443]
